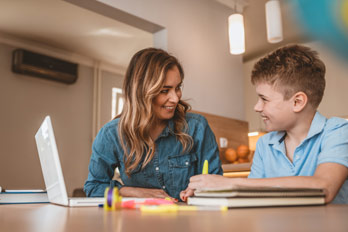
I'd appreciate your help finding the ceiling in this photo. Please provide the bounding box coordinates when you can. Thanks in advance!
[213,0,309,61]
[242,0,308,61]
[0,0,153,68]
[0,0,307,68]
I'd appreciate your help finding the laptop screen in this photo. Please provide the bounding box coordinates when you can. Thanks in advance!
[35,116,69,206]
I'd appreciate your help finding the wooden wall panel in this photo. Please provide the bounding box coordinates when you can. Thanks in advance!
[191,110,249,164]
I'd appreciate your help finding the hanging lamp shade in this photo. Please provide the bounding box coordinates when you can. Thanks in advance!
[228,13,245,55]
[265,0,283,43]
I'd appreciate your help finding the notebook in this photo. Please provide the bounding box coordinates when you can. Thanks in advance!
[188,186,326,208]
[35,116,104,207]
[0,190,49,204]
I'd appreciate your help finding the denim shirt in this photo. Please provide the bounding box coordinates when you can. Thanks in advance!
[84,113,223,199]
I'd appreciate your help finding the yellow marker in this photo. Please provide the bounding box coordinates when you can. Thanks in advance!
[177,205,198,211]
[112,188,122,210]
[140,204,178,213]
[202,160,209,174]
[342,0,348,28]
[178,205,228,212]
[140,205,228,213]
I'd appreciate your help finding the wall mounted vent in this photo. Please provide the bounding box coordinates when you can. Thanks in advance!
[12,49,78,84]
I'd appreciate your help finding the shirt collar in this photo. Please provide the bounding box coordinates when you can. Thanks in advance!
[157,119,175,139]
[268,131,286,145]
[268,111,327,145]
[305,111,327,140]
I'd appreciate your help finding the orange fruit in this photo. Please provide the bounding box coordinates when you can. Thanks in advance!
[238,158,249,163]
[237,144,250,158]
[225,148,238,162]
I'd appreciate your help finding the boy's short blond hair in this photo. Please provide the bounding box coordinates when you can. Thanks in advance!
[251,44,326,109]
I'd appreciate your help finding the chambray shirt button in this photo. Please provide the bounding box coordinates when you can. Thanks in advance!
[185,161,189,166]
[155,167,159,171]
[295,155,300,160]
[162,186,166,189]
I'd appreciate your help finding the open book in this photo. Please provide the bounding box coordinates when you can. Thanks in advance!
[188,186,326,208]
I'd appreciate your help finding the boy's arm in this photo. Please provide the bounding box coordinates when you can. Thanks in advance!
[187,162,348,203]
[239,162,347,203]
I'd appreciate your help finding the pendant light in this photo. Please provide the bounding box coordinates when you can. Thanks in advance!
[215,0,248,55]
[228,13,245,54]
[265,0,283,43]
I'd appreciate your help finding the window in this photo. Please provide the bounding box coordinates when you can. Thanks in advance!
[111,87,124,119]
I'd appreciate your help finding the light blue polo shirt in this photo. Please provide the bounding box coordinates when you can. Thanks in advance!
[249,112,348,204]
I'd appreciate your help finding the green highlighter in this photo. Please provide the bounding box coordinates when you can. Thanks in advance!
[202,160,209,174]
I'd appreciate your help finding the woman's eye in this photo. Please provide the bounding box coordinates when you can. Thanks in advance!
[176,86,182,91]
[160,89,168,94]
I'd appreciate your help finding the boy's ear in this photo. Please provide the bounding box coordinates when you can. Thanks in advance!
[292,92,308,112]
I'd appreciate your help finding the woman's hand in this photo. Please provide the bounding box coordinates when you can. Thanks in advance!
[119,187,176,200]
[179,187,195,202]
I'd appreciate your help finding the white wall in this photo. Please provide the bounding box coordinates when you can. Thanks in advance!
[0,42,124,195]
[243,58,265,132]
[244,42,348,132]
[98,0,245,120]
[315,43,348,118]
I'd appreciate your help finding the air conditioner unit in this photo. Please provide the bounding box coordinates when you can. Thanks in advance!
[12,49,78,84]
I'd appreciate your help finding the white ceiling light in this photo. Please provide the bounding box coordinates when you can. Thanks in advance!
[265,0,283,43]
[215,0,248,55]
[228,13,245,55]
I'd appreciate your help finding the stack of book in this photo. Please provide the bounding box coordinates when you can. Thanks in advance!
[187,186,326,208]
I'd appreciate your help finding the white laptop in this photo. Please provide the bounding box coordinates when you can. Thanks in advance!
[35,116,104,207]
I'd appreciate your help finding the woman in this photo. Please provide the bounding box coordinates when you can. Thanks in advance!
[84,48,222,200]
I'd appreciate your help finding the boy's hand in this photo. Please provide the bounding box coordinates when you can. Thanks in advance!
[188,174,235,190]
[180,174,237,201]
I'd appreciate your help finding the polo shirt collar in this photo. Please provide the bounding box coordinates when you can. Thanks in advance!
[268,111,327,146]
[268,131,286,145]
[268,131,286,155]
[305,111,327,140]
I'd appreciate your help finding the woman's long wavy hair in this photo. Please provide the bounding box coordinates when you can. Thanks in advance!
[118,48,193,176]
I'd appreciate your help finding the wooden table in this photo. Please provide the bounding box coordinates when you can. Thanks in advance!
[1,204,348,232]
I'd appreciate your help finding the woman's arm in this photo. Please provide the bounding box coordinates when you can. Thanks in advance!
[84,126,122,197]
[119,187,174,199]
[197,116,223,175]
[180,115,223,201]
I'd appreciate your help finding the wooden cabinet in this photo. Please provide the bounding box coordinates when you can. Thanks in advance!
[222,163,251,178]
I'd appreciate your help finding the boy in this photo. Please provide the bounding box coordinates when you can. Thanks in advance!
[180,45,348,203]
